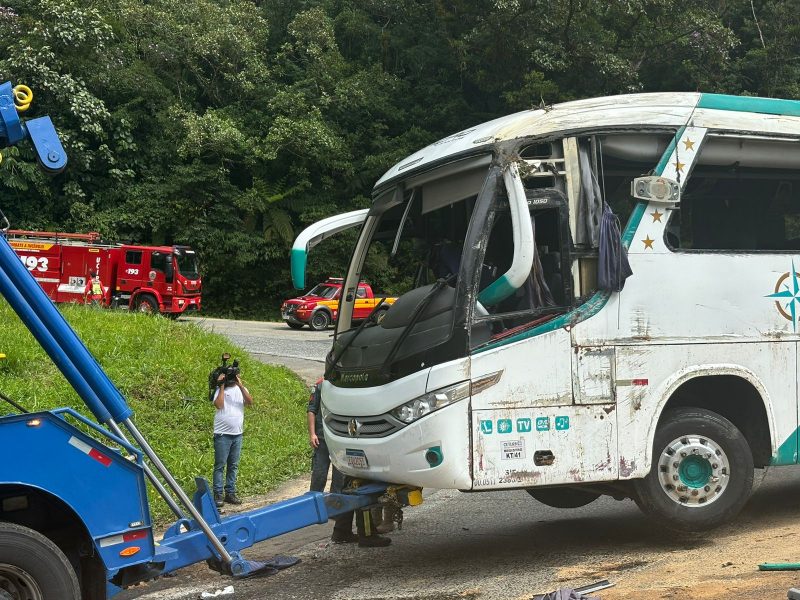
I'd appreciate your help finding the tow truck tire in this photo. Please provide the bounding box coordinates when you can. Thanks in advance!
[633,407,753,532]
[0,522,80,600]
[135,294,158,314]
[287,322,305,330]
[309,310,331,331]
[526,487,600,508]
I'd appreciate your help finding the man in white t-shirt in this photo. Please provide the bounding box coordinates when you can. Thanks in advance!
[212,370,253,508]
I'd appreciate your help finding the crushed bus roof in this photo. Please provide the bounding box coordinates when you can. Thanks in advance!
[376,91,800,190]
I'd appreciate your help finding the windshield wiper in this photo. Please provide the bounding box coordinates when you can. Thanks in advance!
[324,297,387,380]
[379,274,455,376]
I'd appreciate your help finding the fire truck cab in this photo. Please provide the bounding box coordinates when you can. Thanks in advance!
[7,230,202,316]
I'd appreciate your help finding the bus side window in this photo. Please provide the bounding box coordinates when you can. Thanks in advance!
[672,136,800,252]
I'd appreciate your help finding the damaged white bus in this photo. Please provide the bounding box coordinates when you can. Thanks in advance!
[292,92,800,530]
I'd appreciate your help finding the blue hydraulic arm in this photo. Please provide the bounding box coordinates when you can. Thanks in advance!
[0,82,66,174]
[0,82,239,568]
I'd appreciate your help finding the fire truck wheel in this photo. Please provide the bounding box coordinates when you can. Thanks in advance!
[0,522,80,600]
[633,407,753,532]
[135,294,158,314]
[526,487,600,508]
[287,322,305,330]
[309,310,331,331]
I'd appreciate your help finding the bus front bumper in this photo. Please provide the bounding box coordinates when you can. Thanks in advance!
[323,399,472,490]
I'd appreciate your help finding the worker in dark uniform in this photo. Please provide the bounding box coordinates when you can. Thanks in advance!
[307,379,390,547]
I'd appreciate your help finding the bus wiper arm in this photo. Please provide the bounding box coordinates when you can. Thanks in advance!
[325,297,387,379]
[380,274,455,375]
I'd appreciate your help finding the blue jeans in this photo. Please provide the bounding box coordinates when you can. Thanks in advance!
[213,433,242,495]
[310,436,344,493]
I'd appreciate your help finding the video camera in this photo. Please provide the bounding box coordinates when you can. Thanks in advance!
[208,353,240,401]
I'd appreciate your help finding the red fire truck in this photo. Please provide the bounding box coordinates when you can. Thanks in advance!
[6,230,202,316]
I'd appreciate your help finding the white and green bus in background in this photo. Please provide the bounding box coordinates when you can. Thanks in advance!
[292,92,800,531]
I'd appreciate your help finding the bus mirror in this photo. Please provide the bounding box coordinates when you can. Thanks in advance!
[631,176,680,204]
[291,209,369,289]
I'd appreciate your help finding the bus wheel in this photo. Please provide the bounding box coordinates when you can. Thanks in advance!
[0,522,80,600]
[633,407,753,532]
[309,311,330,331]
[526,487,600,509]
[287,322,305,330]
[135,294,158,314]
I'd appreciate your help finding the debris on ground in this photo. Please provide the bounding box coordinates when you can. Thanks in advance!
[200,585,234,598]
[533,580,614,600]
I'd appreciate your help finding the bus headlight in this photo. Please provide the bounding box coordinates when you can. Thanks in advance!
[391,381,470,424]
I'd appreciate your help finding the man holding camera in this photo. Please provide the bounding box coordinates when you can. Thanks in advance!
[212,364,253,508]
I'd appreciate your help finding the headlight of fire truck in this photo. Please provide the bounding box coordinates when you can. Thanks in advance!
[391,381,470,424]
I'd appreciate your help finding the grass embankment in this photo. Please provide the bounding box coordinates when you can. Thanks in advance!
[0,300,309,523]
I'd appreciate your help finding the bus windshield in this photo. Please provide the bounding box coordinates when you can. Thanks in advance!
[327,155,490,385]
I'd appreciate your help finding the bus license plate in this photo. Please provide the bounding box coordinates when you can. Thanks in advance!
[345,449,368,469]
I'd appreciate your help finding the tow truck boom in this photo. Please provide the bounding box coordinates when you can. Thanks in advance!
[0,82,416,599]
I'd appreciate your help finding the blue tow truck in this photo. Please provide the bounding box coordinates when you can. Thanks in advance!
[0,83,420,599]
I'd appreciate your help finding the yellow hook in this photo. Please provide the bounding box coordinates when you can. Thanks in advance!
[13,84,33,112]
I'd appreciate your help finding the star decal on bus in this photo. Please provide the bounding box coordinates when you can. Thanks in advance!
[767,263,800,331]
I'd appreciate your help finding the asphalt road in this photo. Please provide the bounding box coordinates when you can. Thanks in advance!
[118,317,800,600]
[184,316,331,384]
[120,469,800,600]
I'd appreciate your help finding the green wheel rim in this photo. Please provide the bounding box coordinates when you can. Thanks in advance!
[678,455,713,488]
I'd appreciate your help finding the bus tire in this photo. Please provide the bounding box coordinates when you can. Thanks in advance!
[633,407,753,532]
[135,294,159,314]
[287,322,305,330]
[309,310,331,331]
[0,522,80,600]
[526,487,600,509]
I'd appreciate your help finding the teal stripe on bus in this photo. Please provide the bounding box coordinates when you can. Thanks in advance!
[654,125,685,176]
[698,93,800,117]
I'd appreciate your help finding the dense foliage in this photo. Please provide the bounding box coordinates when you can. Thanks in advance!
[2,0,799,315]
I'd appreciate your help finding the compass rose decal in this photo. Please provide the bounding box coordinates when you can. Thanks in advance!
[767,262,800,331]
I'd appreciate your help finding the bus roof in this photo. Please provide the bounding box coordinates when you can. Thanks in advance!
[375,91,800,189]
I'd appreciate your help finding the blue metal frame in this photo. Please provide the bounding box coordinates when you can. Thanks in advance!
[0,412,153,573]
[158,480,385,576]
